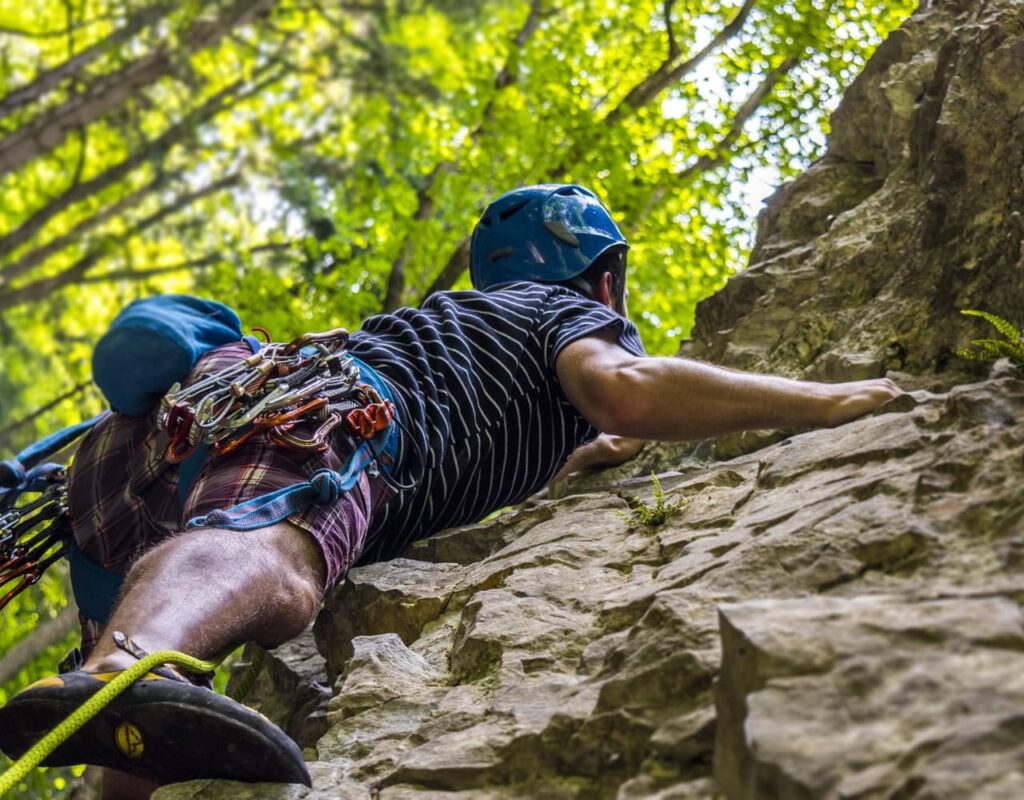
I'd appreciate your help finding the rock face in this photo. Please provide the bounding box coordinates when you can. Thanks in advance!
[226,633,332,750]
[716,595,1024,799]
[154,2,1024,798]
[685,0,1024,381]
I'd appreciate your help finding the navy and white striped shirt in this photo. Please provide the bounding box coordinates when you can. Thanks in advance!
[346,282,646,563]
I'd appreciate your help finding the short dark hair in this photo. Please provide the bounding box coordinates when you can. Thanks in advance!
[559,246,628,313]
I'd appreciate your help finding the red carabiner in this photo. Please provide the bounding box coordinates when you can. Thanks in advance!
[166,405,194,442]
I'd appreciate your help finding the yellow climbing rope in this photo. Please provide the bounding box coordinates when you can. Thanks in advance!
[0,650,218,797]
[230,644,266,702]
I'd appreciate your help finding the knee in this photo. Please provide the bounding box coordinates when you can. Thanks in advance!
[252,564,322,647]
[269,552,323,624]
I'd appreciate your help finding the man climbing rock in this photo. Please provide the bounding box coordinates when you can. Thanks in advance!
[0,184,900,796]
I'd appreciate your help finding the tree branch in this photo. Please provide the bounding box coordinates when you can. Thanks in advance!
[0,382,89,450]
[420,236,471,301]
[390,0,547,310]
[0,172,169,284]
[0,603,79,688]
[0,68,280,264]
[600,0,757,131]
[0,173,241,311]
[76,241,294,285]
[0,0,276,178]
[421,0,759,299]
[663,0,681,61]
[641,55,800,215]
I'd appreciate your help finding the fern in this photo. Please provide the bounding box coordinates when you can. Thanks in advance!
[957,309,1024,370]
[618,472,685,528]
[960,309,1022,345]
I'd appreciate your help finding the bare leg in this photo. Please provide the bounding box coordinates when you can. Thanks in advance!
[82,522,326,674]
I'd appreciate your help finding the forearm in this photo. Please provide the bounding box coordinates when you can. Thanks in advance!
[609,357,832,441]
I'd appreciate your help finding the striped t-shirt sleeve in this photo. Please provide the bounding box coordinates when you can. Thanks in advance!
[541,288,647,369]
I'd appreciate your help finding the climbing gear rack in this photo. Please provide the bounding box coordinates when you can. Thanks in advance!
[159,327,395,465]
[0,477,70,613]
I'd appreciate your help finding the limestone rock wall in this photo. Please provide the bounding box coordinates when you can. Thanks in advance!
[156,1,1024,798]
[684,0,1024,381]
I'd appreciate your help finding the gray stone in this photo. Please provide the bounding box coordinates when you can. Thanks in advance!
[314,558,462,682]
[226,631,331,749]
[715,595,1024,800]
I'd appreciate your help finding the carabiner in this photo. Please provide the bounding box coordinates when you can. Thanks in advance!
[269,411,342,452]
[346,400,395,440]
[283,328,350,355]
[0,565,40,612]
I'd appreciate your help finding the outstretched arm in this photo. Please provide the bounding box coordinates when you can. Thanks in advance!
[555,333,901,440]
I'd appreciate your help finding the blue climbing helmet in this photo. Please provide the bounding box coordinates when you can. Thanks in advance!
[470,184,628,290]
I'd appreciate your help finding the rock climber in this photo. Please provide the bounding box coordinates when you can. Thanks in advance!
[0,184,901,797]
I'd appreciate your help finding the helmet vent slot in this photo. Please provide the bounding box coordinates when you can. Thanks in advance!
[498,201,529,221]
[488,247,514,262]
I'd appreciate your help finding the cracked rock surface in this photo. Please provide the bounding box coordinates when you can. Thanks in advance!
[155,1,1024,797]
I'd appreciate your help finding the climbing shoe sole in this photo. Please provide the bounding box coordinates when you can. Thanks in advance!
[0,670,311,787]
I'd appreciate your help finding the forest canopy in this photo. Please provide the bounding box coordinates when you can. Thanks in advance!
[0,0,912,794]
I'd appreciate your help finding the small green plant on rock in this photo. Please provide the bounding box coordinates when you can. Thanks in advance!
[619,472,685,528]
[957,309,1024,371]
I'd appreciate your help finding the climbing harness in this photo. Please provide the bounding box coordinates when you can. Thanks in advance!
[159,326,410,532]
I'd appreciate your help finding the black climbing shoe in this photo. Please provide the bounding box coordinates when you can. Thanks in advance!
[0,670,312,787]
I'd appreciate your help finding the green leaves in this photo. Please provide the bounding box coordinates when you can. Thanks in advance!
[957,309,1024,370]
[618,472,686,528]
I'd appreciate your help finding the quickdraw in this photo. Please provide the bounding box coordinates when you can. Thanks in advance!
[0,473,71,613]
[158,327,395,465]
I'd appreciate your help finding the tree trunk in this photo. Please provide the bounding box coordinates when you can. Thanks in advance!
[0,602,79,687]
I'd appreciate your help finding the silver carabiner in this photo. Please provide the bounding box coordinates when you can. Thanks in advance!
[221,383,291,430]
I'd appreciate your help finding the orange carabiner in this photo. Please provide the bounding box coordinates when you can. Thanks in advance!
[259,397,328,429]
[270,412,342,452]
[165,434,196,464]
[0,563,39,611]
[346,400,394,440]
[210,427,259,459]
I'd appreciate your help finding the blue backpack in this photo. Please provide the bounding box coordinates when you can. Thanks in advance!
[93,295,257,415]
